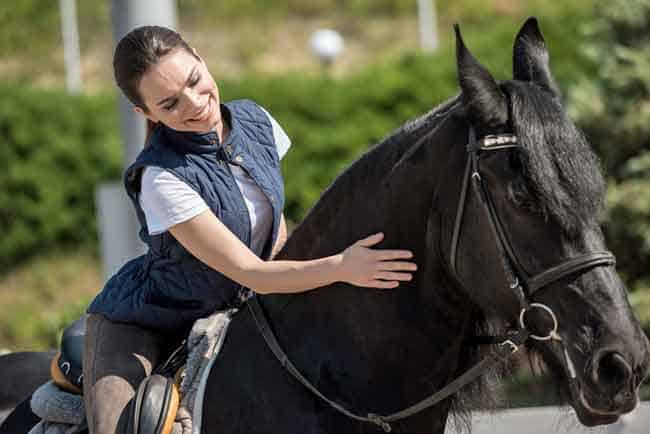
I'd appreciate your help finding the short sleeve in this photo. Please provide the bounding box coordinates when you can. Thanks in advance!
[139,167,209,235]
[259,106,292,160]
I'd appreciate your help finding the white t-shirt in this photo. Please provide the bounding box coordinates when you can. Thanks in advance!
[139,108,291,255]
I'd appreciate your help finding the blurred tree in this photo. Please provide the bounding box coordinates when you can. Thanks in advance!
[569,0,650,288]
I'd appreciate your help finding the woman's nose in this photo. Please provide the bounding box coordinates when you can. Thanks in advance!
[184,88,203,110]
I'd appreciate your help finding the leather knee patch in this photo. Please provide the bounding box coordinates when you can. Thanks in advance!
[132,374,180,434]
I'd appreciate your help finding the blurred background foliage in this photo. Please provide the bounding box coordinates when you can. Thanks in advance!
[569,0,650,304]
[0,0,649,406]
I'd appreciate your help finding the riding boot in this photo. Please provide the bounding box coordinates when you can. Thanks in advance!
[82,314,167,434]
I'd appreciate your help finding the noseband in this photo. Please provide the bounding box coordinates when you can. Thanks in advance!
[248,128,616,432]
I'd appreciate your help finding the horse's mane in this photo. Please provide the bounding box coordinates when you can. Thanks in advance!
[504,81,606,235]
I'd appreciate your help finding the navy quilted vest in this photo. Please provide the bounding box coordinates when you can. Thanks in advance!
[87,100,285,334]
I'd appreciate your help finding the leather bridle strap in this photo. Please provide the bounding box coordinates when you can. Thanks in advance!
[451,128,616,296]
[248,296,528,433]
[527,252,615,294]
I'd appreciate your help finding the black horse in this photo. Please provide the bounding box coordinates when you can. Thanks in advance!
[0,351,53,429]
[2,18,649,434]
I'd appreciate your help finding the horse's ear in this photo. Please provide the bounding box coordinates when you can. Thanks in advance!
[455,24,508,129]
[513,17,560,96]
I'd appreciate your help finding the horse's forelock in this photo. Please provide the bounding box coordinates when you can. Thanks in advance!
[503,81,606,235]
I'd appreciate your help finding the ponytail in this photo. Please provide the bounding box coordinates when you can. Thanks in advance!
[145,119,158,147]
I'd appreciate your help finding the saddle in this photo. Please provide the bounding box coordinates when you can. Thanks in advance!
[49,316,182,434]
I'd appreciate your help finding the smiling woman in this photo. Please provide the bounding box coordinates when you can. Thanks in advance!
[81,25,418,434]
[134,48,224,134]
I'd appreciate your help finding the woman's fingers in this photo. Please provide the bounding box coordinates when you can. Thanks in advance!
[377,261,417,271]
[338,234,417,289]
[375,250,413,261]
[364,280,400,289]
[374,272,413,282]
[355,232,384,247]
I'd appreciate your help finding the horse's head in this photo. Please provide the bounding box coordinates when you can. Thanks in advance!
[448,18,650,426]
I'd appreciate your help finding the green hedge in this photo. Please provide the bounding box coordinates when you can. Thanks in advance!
[0,86,122,270]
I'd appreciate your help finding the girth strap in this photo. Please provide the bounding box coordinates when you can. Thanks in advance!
[248,296,528,433]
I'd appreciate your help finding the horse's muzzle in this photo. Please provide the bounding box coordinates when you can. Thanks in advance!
[572,349,641,426]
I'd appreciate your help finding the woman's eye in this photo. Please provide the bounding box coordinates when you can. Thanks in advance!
[164,100,178,111]
[190,74,201,87]
[508,151,523,171]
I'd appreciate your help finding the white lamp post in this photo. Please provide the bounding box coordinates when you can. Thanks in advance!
[310,29,345,69]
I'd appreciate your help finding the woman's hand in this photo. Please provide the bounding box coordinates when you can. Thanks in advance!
[338,232,416,289]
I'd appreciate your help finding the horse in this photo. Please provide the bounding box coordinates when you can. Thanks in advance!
[0,351,54,428]
[2,17,649,434]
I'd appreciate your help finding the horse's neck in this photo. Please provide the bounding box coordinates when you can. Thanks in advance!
[256,109,475,419]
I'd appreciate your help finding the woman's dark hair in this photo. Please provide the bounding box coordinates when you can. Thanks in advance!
[113,26,199,142]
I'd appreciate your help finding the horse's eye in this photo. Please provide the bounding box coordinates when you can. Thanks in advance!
[507,180,539,213]
[508,151,523,172]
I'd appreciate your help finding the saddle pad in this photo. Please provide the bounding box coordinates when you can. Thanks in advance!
[171,309,234,434]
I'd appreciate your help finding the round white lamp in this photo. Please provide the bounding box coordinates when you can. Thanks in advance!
[310,29,345,67]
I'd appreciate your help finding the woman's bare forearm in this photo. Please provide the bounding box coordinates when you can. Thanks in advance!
[234,254,345,294]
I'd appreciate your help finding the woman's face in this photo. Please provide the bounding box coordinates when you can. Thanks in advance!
[135,48,222,134]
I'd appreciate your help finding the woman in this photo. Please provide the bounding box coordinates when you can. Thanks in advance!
[83,25,417,434]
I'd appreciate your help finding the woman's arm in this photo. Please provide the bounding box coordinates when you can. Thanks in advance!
[169,209,416,295]
[270,213,288,259]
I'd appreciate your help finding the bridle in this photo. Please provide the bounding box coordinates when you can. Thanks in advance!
[450,128,615,304]
[248,128,616,432]
[450,127,615,337]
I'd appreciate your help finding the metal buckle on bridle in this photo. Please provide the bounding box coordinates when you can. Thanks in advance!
[499,339,519,354]
[519,303,561,341]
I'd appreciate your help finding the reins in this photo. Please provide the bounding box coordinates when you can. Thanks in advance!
[248,127,616,433]
[248,296,527,433]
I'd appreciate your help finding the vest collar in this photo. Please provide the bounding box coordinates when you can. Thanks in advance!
[159,103,238,155]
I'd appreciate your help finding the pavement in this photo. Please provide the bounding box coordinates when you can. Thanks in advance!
[446,403,650,434]
[2,404,649,433]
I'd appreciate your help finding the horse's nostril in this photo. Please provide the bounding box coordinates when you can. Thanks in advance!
[593,352,632,393]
